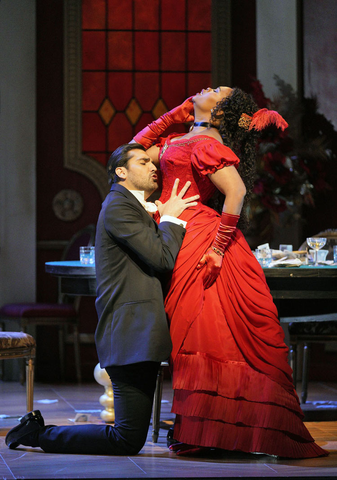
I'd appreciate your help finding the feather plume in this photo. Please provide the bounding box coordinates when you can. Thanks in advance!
[249,108,288,131]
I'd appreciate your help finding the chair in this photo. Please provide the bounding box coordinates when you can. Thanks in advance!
[0,332,36,411]
[152,361,169,443]
[0,224,96,384]
[284,315,337,404]
[282,229,337,404]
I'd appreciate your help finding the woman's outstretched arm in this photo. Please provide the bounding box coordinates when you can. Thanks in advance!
[129,97,194,166]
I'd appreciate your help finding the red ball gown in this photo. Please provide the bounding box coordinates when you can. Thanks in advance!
[156,134,327,458]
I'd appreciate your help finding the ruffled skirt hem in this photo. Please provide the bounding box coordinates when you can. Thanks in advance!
[172,353,328,458]
[174,414,328,459]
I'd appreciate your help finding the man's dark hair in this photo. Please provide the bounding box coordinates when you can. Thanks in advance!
[107,143,146,185]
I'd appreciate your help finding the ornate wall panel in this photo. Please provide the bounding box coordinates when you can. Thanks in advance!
[64,0,109,200]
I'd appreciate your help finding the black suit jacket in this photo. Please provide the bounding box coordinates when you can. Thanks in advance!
[94,183,185,368]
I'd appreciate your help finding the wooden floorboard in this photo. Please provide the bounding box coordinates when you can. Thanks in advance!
[0,380,336,479]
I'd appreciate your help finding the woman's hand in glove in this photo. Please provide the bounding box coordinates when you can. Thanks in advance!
[197,248,223,289]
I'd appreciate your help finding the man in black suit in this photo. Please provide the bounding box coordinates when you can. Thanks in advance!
[6,143,199,455]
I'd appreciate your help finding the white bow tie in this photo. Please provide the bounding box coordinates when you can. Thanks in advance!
[131,190,158,214]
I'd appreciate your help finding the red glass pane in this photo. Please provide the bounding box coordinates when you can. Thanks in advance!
[80,1,211,174]
[82,113,106,151]
[108,72,133,110]
[135,32,159,71]
[82,0,106,29]
[187,0,211,31]
[162,73,187,109]
[134,0,159,30]
[188,73,212,96]
[108,32,133,70]
[135,73,159,111]
[89,153,108,167]
[108,114,133,151]
[82,72,106,110]
[135,112,155,132]
[108,0,132,29]
[188,33,211,71]
[82,31,106,70]
[161,32,186,71]
[161,0,186,30]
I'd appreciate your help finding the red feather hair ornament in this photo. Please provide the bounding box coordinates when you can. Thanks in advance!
[248,108,288,131]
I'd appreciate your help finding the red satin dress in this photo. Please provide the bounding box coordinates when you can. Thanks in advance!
[156,134,327,458]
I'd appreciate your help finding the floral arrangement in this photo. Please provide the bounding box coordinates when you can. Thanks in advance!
[247,76,337,242]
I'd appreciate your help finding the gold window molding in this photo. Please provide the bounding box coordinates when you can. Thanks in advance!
[64,0,109,200]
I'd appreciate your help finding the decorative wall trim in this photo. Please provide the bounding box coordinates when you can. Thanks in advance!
[64,0,109,200]
[211,0,232,87]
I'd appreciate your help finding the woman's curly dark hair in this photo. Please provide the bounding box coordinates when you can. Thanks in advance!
[207,87,259,231]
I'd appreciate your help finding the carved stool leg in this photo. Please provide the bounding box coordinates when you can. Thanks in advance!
[152,365,164,443]
[26,355,35,412]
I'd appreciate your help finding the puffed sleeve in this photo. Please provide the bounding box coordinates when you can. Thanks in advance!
[191,139,240,176]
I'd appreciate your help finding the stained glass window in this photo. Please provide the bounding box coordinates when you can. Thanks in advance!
[82,0,211,165]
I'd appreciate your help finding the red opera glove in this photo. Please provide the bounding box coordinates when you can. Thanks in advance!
[133,97,194,149]
[211,212,239,256]
[197,212,239,289]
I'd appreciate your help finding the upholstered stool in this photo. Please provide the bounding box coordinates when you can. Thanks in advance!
[0,302,80,383]
[0,332,36,412]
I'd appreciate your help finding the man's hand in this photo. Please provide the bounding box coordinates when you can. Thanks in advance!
[197,248,223,289]
[155,179,199,218]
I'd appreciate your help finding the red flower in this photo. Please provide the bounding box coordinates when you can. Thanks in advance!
[298,158,311,174]
[263,152,293,184]
[253,180,266,195]
[261,195,287,213]
[313,178,329,192]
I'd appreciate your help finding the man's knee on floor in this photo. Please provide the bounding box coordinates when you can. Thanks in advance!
[114,436,146,455]
[107,425,148,455]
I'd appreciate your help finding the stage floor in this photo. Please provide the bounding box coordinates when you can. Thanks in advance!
[0,379,336,479]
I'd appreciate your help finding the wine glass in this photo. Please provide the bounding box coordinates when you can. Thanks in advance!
[306,237,327,266]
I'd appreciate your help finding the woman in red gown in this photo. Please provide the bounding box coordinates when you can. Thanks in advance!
[132,86,327,458]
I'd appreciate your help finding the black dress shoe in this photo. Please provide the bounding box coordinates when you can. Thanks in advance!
[19,410,44,427]
[6,410,45,449]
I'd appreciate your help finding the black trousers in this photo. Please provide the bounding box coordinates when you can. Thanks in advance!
[38,362,159,455]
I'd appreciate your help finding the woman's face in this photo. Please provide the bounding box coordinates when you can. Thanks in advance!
[193,86,232,113]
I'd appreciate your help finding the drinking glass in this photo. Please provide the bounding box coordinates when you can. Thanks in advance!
[80,246,95,265]
[255,248,272,268]
[306,237,327,266]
